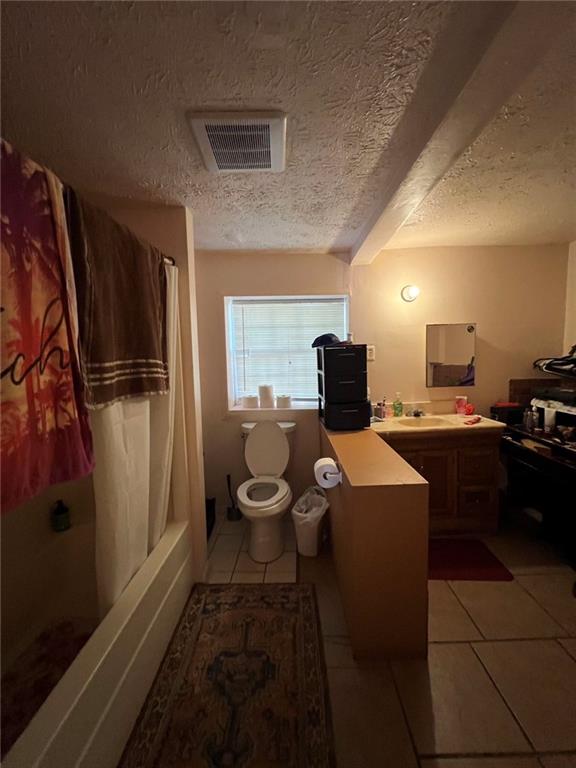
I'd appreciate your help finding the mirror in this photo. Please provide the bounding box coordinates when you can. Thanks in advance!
[426,323,476,387]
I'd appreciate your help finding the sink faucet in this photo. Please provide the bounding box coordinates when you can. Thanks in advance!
[412,408,424,418]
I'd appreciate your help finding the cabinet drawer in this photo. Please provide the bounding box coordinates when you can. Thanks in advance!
[459,485,497,518]
[321,399,371,431]
[317,345,367,376]
[459,448,497,485]
[319,371,367,403]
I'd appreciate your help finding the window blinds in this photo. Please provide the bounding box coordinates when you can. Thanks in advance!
[226,296,348,403]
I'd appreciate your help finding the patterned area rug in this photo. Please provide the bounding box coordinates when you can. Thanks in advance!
[120,583,335,768]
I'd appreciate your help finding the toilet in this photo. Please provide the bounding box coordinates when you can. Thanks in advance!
[237,421,295,563]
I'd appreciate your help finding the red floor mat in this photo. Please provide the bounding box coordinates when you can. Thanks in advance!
[429,538,514,581]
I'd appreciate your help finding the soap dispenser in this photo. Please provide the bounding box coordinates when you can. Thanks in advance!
[392,392,403,417]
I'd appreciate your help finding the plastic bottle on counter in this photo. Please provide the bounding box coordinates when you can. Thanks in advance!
[393,392,403,417]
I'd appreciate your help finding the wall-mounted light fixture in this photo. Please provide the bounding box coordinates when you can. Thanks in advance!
[401,284,420,302]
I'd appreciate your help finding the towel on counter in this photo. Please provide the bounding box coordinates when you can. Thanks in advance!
[65,190,169,407]
[1,140,94,513]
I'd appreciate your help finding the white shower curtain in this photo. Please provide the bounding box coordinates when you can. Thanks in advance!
[92,266,179,616]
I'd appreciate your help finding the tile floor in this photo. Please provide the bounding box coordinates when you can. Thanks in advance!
[207,513,298,584]
[206,515,576,767]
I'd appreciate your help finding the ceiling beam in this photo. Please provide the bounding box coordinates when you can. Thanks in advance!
[350,2,573,265]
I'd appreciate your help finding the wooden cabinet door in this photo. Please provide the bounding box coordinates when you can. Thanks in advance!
[419,449,457,520]
[458,486,499,533]
[401,451,423,473]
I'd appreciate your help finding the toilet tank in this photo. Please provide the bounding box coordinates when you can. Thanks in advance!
[241,421,296,472]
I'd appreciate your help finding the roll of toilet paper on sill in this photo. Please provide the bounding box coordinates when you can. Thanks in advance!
[314,457,342,489]
[259,384,275,409]
[276,395,292,409]
[242,395,259,409]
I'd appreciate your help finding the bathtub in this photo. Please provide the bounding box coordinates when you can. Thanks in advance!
[4,519,194,768]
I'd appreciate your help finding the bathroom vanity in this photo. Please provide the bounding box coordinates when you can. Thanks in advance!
[372,415,506,534]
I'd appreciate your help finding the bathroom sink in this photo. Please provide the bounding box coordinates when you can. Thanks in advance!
[397,417,451,428]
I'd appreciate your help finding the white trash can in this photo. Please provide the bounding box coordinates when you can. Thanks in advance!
[291,486,329,557]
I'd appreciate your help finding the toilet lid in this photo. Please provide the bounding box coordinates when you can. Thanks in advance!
[245,421,289,477]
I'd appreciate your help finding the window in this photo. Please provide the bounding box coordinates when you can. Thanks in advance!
[225,295,349,407]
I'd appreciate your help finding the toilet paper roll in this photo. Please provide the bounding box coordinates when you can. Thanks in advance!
[241,395,259,409]
[276,395,292,409]
[259,384,275,409]
[314,457,342,489]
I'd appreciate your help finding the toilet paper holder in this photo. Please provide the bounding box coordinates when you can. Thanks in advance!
[314,457,343,489]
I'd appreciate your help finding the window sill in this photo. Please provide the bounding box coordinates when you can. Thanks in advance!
[228,402,317,413]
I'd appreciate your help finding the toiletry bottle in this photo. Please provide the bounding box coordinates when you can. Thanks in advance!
[51,499,71,532]
[382,395,387,419]
[532,405,539,431]
[393,392,403,417]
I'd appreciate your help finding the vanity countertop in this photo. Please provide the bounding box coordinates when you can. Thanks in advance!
[371,413,506,437]
[321,424,427,488]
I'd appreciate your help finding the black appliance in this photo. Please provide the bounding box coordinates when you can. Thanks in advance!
[533,387,576,406]
[317,344,370,430]
[490,403,524,425]
[500,424,576,564]
[499,388,576,563]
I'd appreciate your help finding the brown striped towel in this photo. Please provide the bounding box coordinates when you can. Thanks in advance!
[65,190,168,407]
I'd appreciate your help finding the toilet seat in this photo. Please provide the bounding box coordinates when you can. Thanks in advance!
[244,421,289,477]
[237,476,290,511]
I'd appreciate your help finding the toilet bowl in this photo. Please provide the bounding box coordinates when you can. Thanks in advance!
[237,421,293,562]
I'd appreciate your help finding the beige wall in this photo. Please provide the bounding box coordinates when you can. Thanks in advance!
[564,241,576,355]
[197,244,568,508]
[353,245,569,415]
[196,250,350,507]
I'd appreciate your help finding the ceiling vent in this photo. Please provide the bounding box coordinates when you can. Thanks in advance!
[188,112,286,173]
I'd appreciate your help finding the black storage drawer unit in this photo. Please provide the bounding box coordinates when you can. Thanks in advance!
[318,370,367,403]
[319,399,371,431]
[317,344,369,430]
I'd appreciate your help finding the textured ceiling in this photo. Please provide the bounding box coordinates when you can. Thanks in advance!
[1,1,451,250]
[2,2,574,252]
[388,23,576,249]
